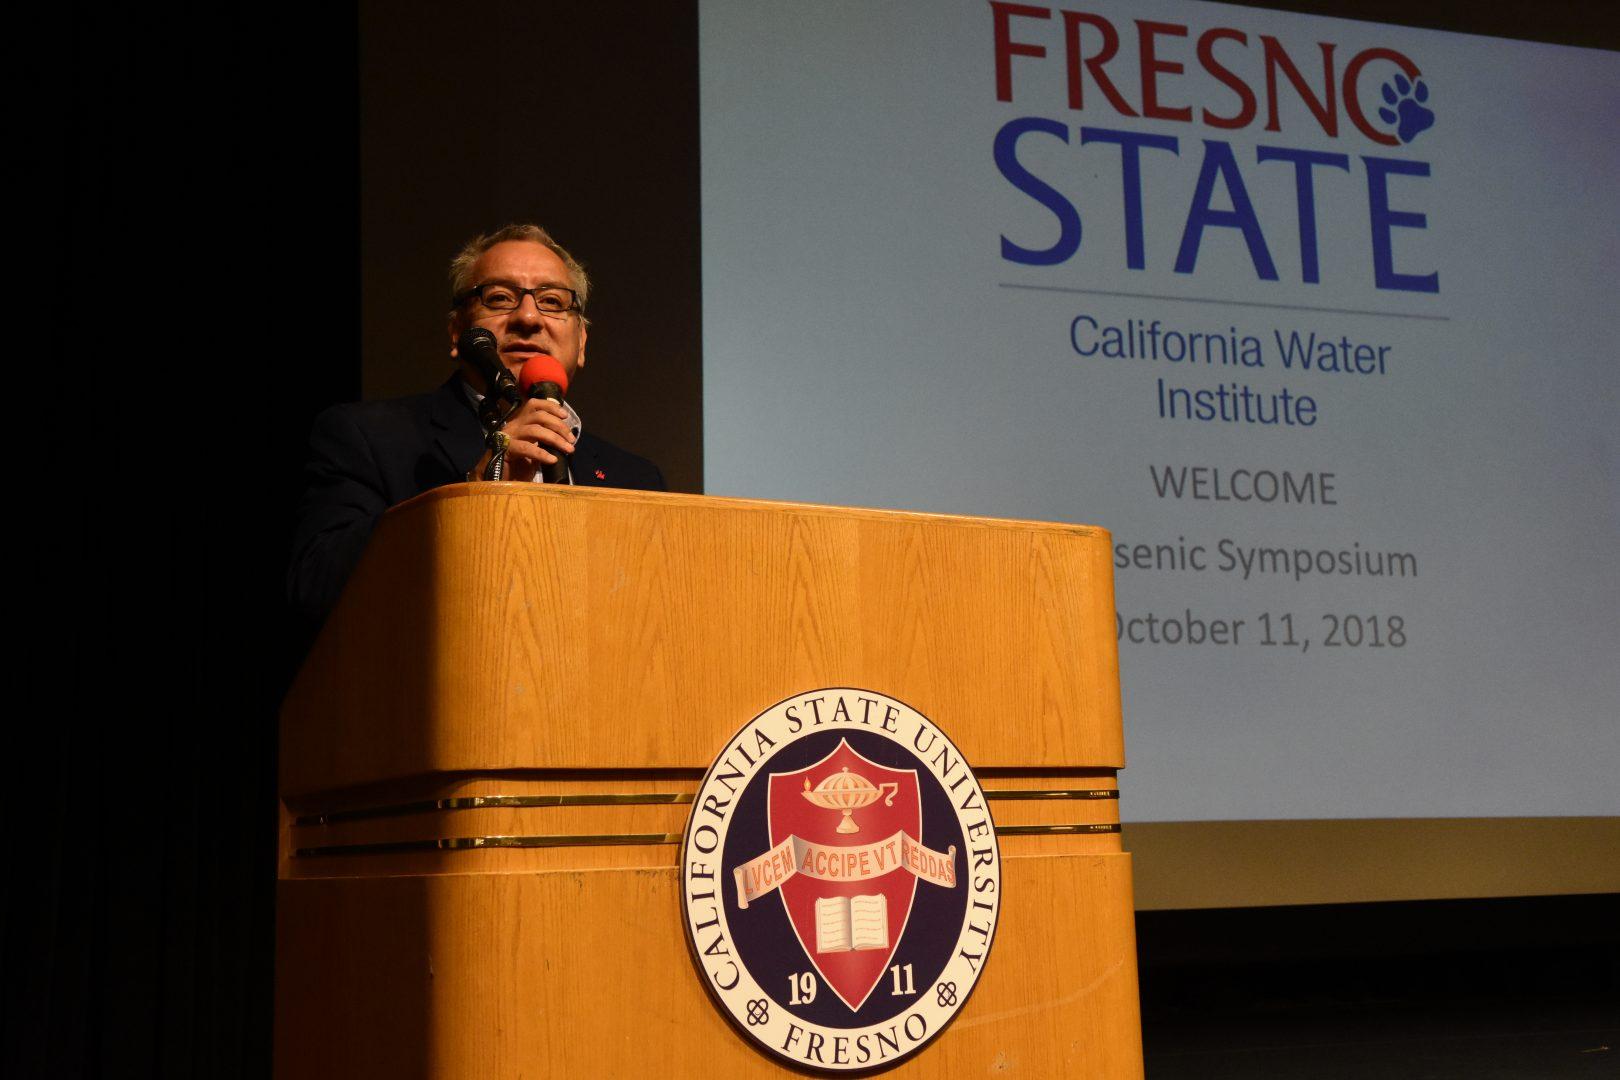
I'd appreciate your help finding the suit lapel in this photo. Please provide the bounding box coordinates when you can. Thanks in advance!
[428,376,484,479]
[570,435,605,487]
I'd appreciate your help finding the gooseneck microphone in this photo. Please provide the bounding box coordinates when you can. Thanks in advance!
[519,354,572,485]
[457,327,525,419]
[457,327,527,480]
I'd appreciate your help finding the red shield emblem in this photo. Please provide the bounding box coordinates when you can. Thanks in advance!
[766,738,921,1012]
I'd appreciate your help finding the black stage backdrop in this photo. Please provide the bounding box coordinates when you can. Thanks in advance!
[14,3,1613,1077]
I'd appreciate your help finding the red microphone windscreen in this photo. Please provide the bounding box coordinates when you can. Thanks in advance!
[518,354,570,397]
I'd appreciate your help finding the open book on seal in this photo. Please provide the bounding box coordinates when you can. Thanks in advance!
[814,894,889,953]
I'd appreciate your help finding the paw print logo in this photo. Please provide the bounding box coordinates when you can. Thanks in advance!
[1378,73,1434,145]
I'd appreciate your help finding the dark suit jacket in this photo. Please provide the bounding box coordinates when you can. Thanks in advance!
[288,376,664,623]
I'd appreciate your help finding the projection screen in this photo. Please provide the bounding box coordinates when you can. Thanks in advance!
[699,0,1619,833]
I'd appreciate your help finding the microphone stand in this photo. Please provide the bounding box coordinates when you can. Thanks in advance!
[477,395,520,481]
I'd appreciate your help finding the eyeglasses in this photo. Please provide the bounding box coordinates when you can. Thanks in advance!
[456,281,581,317]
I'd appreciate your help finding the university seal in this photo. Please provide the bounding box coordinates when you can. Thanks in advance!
[681,689,1001,1071]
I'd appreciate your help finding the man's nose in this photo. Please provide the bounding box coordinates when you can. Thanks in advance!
[509,293,546,325]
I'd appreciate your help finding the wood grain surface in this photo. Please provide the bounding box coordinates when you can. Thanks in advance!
[275,854,1141,1078]
[282,485,1122,795]
[277,486,1140,1076]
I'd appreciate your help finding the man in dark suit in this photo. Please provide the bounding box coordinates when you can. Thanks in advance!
[288,224,664,624]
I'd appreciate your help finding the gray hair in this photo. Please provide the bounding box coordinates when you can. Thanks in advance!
[447,223,591,314]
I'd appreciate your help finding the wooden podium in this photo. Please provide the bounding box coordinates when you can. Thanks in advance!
[276,484,1142,1077]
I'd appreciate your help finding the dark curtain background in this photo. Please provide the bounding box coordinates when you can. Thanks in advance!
[12,2,1612,1077]
[7,5,356,1077]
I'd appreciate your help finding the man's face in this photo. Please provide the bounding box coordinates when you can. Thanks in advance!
[448,240,587,391]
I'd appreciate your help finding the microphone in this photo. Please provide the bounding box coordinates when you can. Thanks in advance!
[519,353,570,402]
[456,327,524,416]
[519,354,572,485]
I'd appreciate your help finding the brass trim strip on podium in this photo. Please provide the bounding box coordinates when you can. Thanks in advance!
[292,788,1119,827]
[987,789,1119,801]
[294,792,695,826]
[295,833,686,857]
[293,821,1120,858]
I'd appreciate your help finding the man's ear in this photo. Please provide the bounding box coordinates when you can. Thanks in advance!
[576,323,587,373]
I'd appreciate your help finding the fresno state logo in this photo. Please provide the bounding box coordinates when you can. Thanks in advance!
[682,689,1001,1072]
